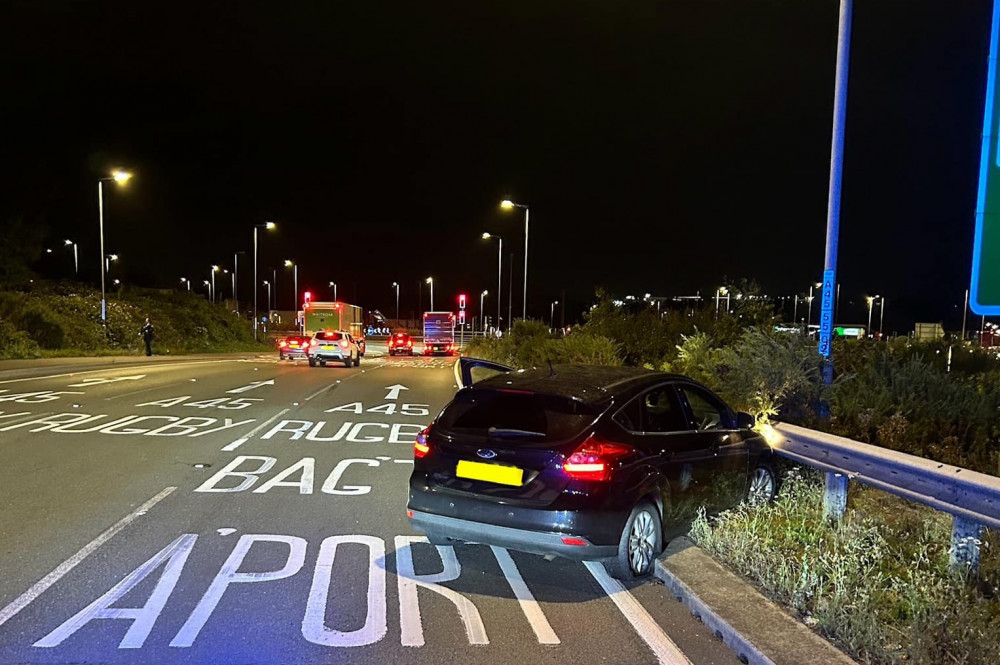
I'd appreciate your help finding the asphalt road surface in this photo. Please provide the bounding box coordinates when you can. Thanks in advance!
[0,347,736,665]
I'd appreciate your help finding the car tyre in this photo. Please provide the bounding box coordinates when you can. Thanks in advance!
[604,501,662,580]
[343,356,352,368]
[354,354,361,367]
[308,358,316,367]
[746,463,779,507]
[279,353,285,361]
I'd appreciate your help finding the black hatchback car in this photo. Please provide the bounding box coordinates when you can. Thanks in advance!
[407,358,778,580]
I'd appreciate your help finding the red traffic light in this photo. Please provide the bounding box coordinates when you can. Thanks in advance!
[304,291,312,304]
[458,294,467,310]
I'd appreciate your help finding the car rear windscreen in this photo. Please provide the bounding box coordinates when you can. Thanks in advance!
[436,390,600,443]
[316,332,343,341]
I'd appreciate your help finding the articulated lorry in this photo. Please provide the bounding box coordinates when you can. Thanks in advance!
[422,311,456,355]
[303,301,364,340]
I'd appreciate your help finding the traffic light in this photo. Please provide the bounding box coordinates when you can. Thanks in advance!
[458,310,466,324]
[458,293,467,310]
[303,291,312,305]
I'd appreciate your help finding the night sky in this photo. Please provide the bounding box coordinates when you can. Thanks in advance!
[0,0,992,332]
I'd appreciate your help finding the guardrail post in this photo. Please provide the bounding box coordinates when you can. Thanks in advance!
[949,515,983,575]
[822,471,848,522]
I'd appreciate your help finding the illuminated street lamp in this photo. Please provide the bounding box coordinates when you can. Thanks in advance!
[97,170,132,323]
[263,280,271,313]
[253,221,276,338]
[285,260,298,329]
[480,290,489,333]
[210,265,219,303]
[105,253,118,275]
[425,277,434,311]
[203,280,211,301]
[329,281,338,302]
[180,277,190,291]
[64,239,78,275]
[500,199,530,320]
[392,282,400,321]
[866,295,880,337]
[550,300,559,329]
[715,286,730,316]
[482,232,503,331]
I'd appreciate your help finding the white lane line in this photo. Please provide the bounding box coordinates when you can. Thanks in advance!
[393,459,414,465]
[0,411,52,428]
[0,486,176,629]
[584,561,693,665]
[221,408,290,451]
[305,382,338,402]
[491,547,560,644]
[0,359,249,385]
[103,381,188,401]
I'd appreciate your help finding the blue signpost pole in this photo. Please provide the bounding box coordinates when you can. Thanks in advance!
[820,0,854,387]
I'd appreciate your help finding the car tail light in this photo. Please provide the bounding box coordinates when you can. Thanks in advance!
[414,426,432,459]
[310,338,318,346]
[562,437,634,481]
[340,340,349,348]
[279,341,287,347]
[407,341,412,346]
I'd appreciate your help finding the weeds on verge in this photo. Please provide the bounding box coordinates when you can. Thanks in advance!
[690,467,1000,665]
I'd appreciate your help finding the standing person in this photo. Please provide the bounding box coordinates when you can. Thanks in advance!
[139,318,154,356]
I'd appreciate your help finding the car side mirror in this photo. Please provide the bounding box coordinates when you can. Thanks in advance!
[736,412,755,429]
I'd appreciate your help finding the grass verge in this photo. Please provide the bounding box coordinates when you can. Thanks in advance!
[690,468,1000,665]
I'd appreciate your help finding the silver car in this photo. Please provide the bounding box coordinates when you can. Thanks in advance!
[307,330,361,367]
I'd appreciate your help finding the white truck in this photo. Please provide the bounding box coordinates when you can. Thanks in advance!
[422,311,456,355]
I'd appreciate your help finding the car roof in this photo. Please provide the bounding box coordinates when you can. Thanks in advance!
[473,364,685,405]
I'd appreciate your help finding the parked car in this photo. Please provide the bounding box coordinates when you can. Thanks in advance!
[277,335,311,360]
[388,331,414,356]
[307,330,361,368]
[407,358,778,580]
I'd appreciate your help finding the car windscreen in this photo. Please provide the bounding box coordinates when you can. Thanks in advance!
[315,331,343,341]
[436,389,601,443]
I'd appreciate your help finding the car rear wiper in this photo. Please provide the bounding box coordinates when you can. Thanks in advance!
[487,427,545,438]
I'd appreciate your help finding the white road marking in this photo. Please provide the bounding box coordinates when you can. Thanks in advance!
[226,379,275,394]
[394,459,414,464]
[583,561,693,665]
[384,384,409,400]
[221,408,290,451]
[0,359,245,385]
[67,375,146,388]
[104,382,188,401]
[491,547,560,644]
[0,486,176,629]
[304,382,338,402]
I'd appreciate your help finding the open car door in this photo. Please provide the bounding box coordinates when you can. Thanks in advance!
[454,357,513,390]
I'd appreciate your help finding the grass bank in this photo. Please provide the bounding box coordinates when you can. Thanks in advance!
[691,469,1000,665]
[0,280,268,359]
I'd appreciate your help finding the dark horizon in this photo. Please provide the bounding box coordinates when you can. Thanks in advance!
[0,0,992,333]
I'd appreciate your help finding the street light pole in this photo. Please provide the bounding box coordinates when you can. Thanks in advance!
[483,232,503,332]
[425,277,434,311]
[501,200,529,320]
[550,300,559,328]
[64,240,77,275]
[263,281,271,314]
[97,171,132,324]
[253,222,276,339]
[285,259,298,327]
[392,282,400,322]
[480,290,488,334]
[329,281,338,302]
[180,277,190,291]
[210,266,219,303]
[879,297,886,336]
[866,296,876,336]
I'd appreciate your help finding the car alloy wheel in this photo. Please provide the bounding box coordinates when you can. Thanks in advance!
[628,508,657,575]
[747,465,777,507]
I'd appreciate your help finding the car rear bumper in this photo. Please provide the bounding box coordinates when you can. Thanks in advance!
[407,509,618,560]
[281,348,308,357]
[309,350,350,360]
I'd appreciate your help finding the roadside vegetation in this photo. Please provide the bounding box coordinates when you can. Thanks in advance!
[0,280,266,359]
[466,287,1000,664]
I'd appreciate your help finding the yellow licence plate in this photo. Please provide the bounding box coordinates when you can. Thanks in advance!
[322,345,334,350]
[456,460,524,486]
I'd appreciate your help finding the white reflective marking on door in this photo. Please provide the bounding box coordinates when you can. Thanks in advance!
[170,535,307,647]
[34,534,197,649]
[302,535,387,647]
[395,535,488,647]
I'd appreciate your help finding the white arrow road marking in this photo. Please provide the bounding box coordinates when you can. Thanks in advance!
[221,408,291,451]
[0,486,176,629]
[584,561,693,665]
[226,380,276,394]
[384,384,409,400]
[217,528,237,536]
[68,375,146,388]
